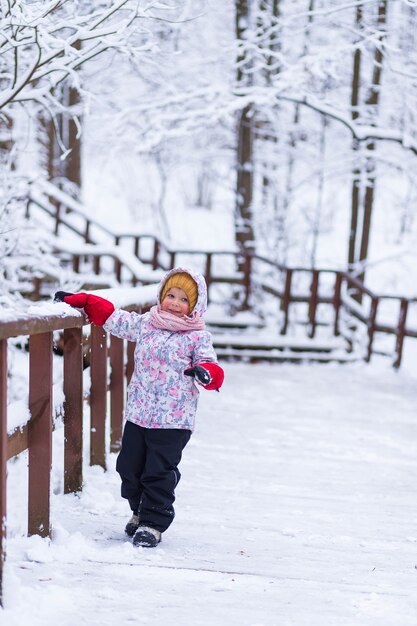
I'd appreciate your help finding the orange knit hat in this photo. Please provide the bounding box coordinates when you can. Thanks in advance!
[161,272,199,312]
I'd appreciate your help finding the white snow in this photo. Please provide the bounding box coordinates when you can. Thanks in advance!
[3,3,417,624]
[3,359,417,625]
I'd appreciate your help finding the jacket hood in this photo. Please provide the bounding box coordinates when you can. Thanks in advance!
[157,267,208,315]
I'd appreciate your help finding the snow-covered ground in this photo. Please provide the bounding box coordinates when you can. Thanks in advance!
[2,360,417,626]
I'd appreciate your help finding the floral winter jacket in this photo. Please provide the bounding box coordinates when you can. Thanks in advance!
[103,268,218,432]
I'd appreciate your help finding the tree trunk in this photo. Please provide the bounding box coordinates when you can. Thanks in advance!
[42,84,81,190]
[257,0,281,259]
[235,0,255,259]
[358,1,387,271]
[40,42,82,191]
[348,4,363,268]
[310,114,327,266]
[280,0,315,264]
[359,151,376,265]
[348,1,387,279]
[66,84,82,189]
[236,104,254,252]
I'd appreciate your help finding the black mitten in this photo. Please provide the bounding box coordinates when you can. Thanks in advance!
[54,291,75,302]
[184,365,212,385]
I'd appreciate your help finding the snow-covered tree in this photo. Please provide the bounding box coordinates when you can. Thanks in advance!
[0,0,191,296]
[229,0,417,273]
[3,0,417,300]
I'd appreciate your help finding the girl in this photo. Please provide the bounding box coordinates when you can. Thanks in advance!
[56,267,224,547]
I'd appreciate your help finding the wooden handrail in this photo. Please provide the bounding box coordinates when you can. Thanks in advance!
[0,298,153,605]
[0,313,84,339]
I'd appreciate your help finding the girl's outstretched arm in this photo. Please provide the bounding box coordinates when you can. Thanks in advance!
[55,291,115,326]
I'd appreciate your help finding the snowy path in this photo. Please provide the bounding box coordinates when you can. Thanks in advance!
[3,361,417,626]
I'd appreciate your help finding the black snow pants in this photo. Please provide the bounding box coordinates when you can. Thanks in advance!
[116,420,191,533]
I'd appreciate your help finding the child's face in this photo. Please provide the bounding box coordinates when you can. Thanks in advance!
[161,287,191,317]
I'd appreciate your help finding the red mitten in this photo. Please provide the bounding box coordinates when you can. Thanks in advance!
[64,292,115,326]
[184,362,224,391]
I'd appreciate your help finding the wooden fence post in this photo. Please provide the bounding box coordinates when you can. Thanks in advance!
[54,203,62,236]
[90,326,107,469]
[280,269,293,335]
[93,256,101,275]
[85,220,91,243]
[366,297,379,362]
[64,327,84,493]
[393,298,409,369]
[243,253,252,309]
[308,270,319,338]
[205,254,212,304]
[152,239,160,270]
[28,332,53,537]
[333,272,343,336]
[0,339,7,606]
[110,336,124,452]
[134,236,140,259]
[114,257,122,282]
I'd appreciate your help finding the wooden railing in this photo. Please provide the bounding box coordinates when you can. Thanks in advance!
[335,272,417,368]
[249,256,417,368]
[1,268,417,601]
[0,300,152,605]
[25,180,417,368]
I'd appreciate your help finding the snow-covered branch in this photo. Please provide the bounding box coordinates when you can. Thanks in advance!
[275,93,417,157]
[0,0,187,112]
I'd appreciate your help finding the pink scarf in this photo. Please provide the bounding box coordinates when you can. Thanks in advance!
[149,305,206,331]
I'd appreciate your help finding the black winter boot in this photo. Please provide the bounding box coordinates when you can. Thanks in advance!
[133,526,161,548]
[125,514,140,537]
